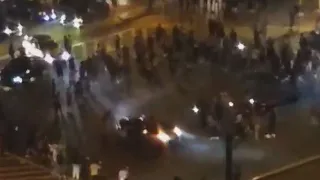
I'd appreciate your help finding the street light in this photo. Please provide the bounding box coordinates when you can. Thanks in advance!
[249,98,255,105]
[237,42,245,51]
[228,102,234,107]
[192,105,199,114]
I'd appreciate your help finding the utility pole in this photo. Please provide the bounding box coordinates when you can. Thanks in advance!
[225,133,233,180]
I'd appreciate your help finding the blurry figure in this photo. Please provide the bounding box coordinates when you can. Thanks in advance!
[289,4,300,31]
[115,35,121,59]
[48,143,59,164]
[72,163,81,180]
[53,93,63,118]
[51,79,56,97]
[118,166,129,180]
[9,42,15,59]
[265,108,276,139]
[63,35,70,52]
[229,28,237,45]
[66,87,72,109]
[147,34,154,53]
[155,24,165,42]
[253,112,261,140]
[90,161,101,180]
[68,57,76,72]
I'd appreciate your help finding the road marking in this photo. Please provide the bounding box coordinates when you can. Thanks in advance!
[252,155,320,180]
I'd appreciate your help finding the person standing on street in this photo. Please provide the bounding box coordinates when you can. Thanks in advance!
[265,107,276,139]
[9,41,15,59]
[118,166,129,180]
[90,161,102,180]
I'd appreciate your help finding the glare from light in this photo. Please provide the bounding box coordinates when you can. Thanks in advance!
[3,27,13,35]
[13,76,23,84]
[17,23,23,32]
[61,51,71,60]
[156,130,171,143]
[192,105,199,114]
[249,98,255,105]
[22,40,44,58]
[118,0,129,5]
[44,53,55,64]
[73,17,83,29]
[60,14,66,25]
[173,126,182,137]
[43,14,50,21]
[16,23,23,36]
[50,10,57,19]
[3,86,11,92]
[142,129,147,134]
[237,42,245,50]
[139,114,145,121]
[23,35,29,40]
[30,77,35,82]
[26,69,30,74]
[228,102,234,107]
[15,126,19,131]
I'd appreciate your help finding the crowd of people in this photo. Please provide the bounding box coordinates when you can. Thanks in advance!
[2,0,320,179]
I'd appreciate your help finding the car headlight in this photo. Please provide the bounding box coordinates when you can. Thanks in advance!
[12,76,23,84]
[173,126,182,137]
[142,129,148,134]
[156,130,171,143]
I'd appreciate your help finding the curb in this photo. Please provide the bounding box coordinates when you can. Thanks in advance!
[251,155,320,180]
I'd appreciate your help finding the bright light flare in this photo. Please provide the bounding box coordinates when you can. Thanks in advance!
[73,17,83,29]
[22,40,44,58]
[3,27,13,35]
[249,98,255,105]
[192,105,199,114]
[173,126,182,137]
[60,14,66,25]
[156,130,171,143]
[61,51,71,60]
[237,42,245,50]
[228,102,234,107]
[50,10,57,19]
[142,129,148,134]
[139,114,145,121]
[17,23,23,32]
[43,13,50,21]
[26,69,30,74]
[44,53,55,64]
[13,76,23,84]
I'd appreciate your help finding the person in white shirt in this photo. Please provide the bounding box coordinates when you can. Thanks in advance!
[118,166,129,180]
[90,161,101,180]
[72,163,81,180]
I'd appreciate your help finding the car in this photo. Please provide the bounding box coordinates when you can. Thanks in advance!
[31,34,59,52]
[242,72,299,107]
[116,115,182,145]
[0,56,47,88]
